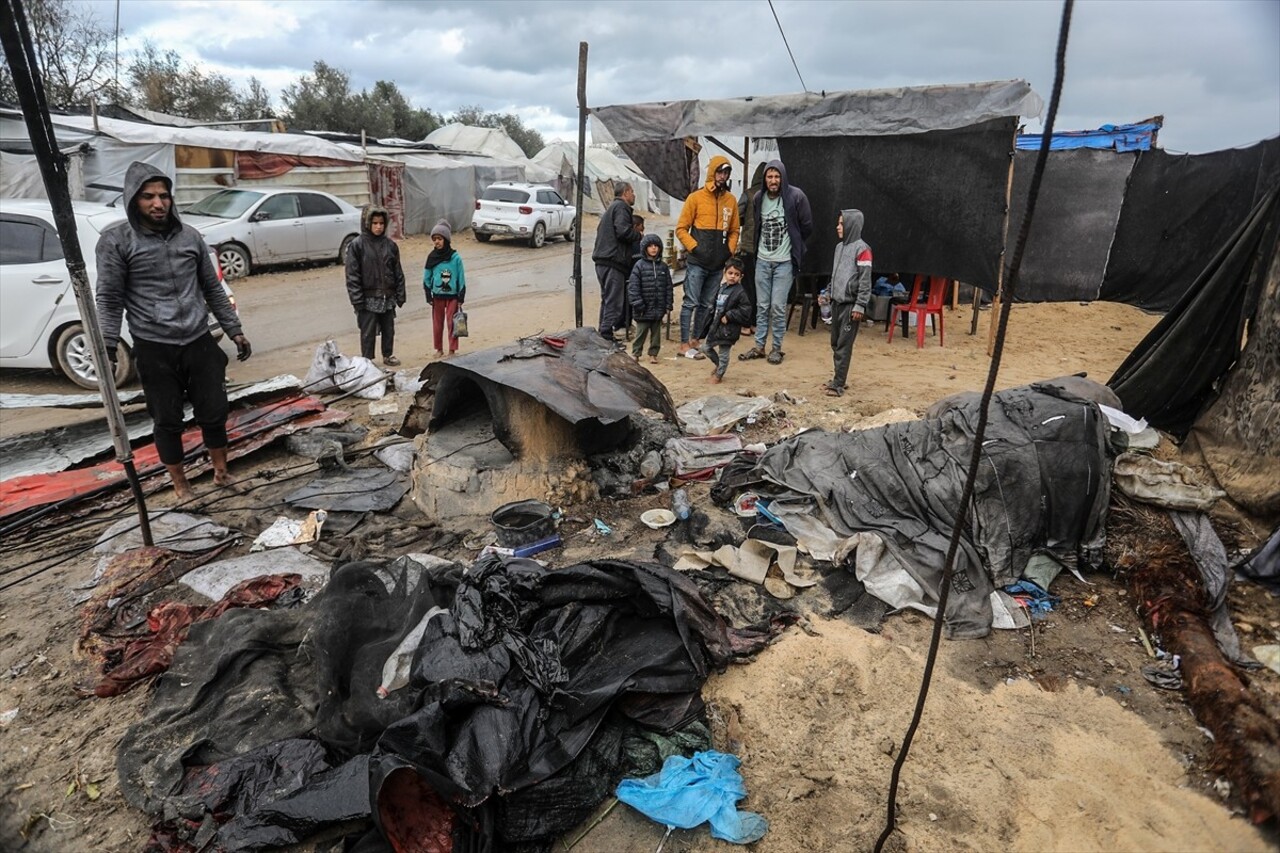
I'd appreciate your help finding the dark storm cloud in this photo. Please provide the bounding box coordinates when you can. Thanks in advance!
[101,0,1279,152]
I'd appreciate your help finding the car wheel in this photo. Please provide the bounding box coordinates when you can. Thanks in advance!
[528,222,546,249]
[54,323,134,390]
[339,234,356,264]
[475,233,492,243]
[218,243,251,280]
[565,221,577,243]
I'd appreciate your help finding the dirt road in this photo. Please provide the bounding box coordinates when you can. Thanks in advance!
[0,223,596,439]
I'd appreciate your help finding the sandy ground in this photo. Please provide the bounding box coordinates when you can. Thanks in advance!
[1,216,1277,851]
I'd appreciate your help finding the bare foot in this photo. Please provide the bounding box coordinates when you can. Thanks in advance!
[708,375,723,384]
[649,356,659,364]
[174,483,196,502]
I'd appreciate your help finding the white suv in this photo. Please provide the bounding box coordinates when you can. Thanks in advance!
[472,182,576,248]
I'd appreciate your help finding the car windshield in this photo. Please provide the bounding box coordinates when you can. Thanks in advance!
[482,187,529,204]
[186,190,263,219]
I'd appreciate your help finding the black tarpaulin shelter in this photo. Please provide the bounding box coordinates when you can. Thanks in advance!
[593,80,1044,288]
[1109,186,1280,438]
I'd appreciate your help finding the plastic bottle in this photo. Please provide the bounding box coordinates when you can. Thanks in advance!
[672,488,691,521]
[639,450,662,480]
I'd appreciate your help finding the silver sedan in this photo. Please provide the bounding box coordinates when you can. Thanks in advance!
[184,188,362,280]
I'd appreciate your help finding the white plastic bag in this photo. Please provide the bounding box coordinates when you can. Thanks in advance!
[303,340,386,400]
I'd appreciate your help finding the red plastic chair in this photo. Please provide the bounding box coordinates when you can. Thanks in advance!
[888,274,947,348]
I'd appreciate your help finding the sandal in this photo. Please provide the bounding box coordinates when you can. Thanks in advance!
[766,349,784,365]
[824,385,844,397]
[738,346,766,361]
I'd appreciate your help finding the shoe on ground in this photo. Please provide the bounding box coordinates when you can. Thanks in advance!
[738,346,766,361]
[383,355,401,366]
[766,349,784,365]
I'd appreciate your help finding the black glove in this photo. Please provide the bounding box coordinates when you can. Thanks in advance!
[233,334,252,362]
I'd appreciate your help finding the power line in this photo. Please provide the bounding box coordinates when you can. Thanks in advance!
[767,0,809,94]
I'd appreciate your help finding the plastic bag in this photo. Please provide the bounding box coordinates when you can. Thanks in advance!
[302,340,386,400]
[453,308,469,338]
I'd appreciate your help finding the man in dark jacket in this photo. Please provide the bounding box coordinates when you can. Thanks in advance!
[739,159,813,365]
[345,205,406,366]
[591,182,642,342]
[96,161,251,500]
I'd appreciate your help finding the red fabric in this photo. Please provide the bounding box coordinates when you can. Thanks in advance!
[236,151,357,181]
[93,573,301,697]
[431,297,459,353]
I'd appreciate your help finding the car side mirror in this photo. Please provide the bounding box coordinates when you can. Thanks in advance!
[251,211,270,222]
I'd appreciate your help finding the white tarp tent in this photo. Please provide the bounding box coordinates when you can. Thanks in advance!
[385,153,477,235]
[425,124,526,161]
[533,141,664,215]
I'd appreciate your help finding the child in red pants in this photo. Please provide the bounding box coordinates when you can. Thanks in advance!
[423,220,466,355]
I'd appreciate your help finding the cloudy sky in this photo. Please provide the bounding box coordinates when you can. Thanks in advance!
[91,0,1279,153]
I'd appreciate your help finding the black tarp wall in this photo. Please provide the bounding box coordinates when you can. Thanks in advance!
[1099,138,1280,311]
[1007,148,1135,303]
[778,118,1017,288]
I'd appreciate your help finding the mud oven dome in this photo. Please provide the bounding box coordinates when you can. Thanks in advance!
[400,329,679,519]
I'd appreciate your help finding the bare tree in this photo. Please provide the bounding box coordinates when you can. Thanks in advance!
[0,0,121,106]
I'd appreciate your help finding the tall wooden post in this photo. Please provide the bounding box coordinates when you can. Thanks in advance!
[986,133,1019,354]
[573,42,588,328]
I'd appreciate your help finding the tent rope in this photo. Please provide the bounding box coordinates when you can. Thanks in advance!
[872,1,1076,850]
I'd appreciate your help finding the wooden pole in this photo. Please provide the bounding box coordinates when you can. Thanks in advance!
[573,41,588,328]
[986,133,1019,354]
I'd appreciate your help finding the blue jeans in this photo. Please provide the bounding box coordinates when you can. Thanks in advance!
[680,263,721,344]
[754,258,793,351]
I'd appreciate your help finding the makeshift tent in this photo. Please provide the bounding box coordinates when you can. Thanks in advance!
[0,109,366,207]
[373,152,476,235]
[425,123,527,161]
[533,141,663,215]
[593,80,1043,287]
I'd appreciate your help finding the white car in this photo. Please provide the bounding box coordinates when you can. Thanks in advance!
[183,187,362,280]
[472,182,576,248]
[0,199,237,390]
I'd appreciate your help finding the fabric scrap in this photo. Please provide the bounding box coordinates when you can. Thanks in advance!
[616,750,768,844]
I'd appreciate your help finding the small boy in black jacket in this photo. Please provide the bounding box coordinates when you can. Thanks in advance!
[627,233,674,363]
[699,256,753,383]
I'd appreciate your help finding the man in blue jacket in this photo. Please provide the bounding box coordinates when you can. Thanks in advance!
[738,160,813,365]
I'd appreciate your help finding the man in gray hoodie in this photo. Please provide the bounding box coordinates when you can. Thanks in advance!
[823,208,872,398]
[96,162,251,499]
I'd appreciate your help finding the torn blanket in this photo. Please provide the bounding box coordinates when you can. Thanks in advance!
[754,381,1112,638]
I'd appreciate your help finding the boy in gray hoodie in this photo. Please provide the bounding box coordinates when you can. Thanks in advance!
[824,209,872,397]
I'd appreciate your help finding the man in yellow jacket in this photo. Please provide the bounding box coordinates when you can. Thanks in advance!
[676,155,740,355]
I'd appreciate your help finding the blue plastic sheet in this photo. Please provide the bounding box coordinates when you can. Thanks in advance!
[1016,122,1160,152]
[616,751,768,844]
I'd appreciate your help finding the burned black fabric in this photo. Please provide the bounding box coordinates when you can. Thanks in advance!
[1109,187,1280,436]
[778,119,1015,287]
[119,555,751,850]
[1099,138,1280,311]
[754,382,1112,638]
[1007,148,1135,302]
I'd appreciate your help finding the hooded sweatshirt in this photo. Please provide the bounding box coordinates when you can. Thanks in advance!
[345,205,406,310]
[627,233,674,321]
[95,161,241,351]
[829,209,873,311]
[676,155,740,269]
[737,163,767,257]
[751,159,814,270]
